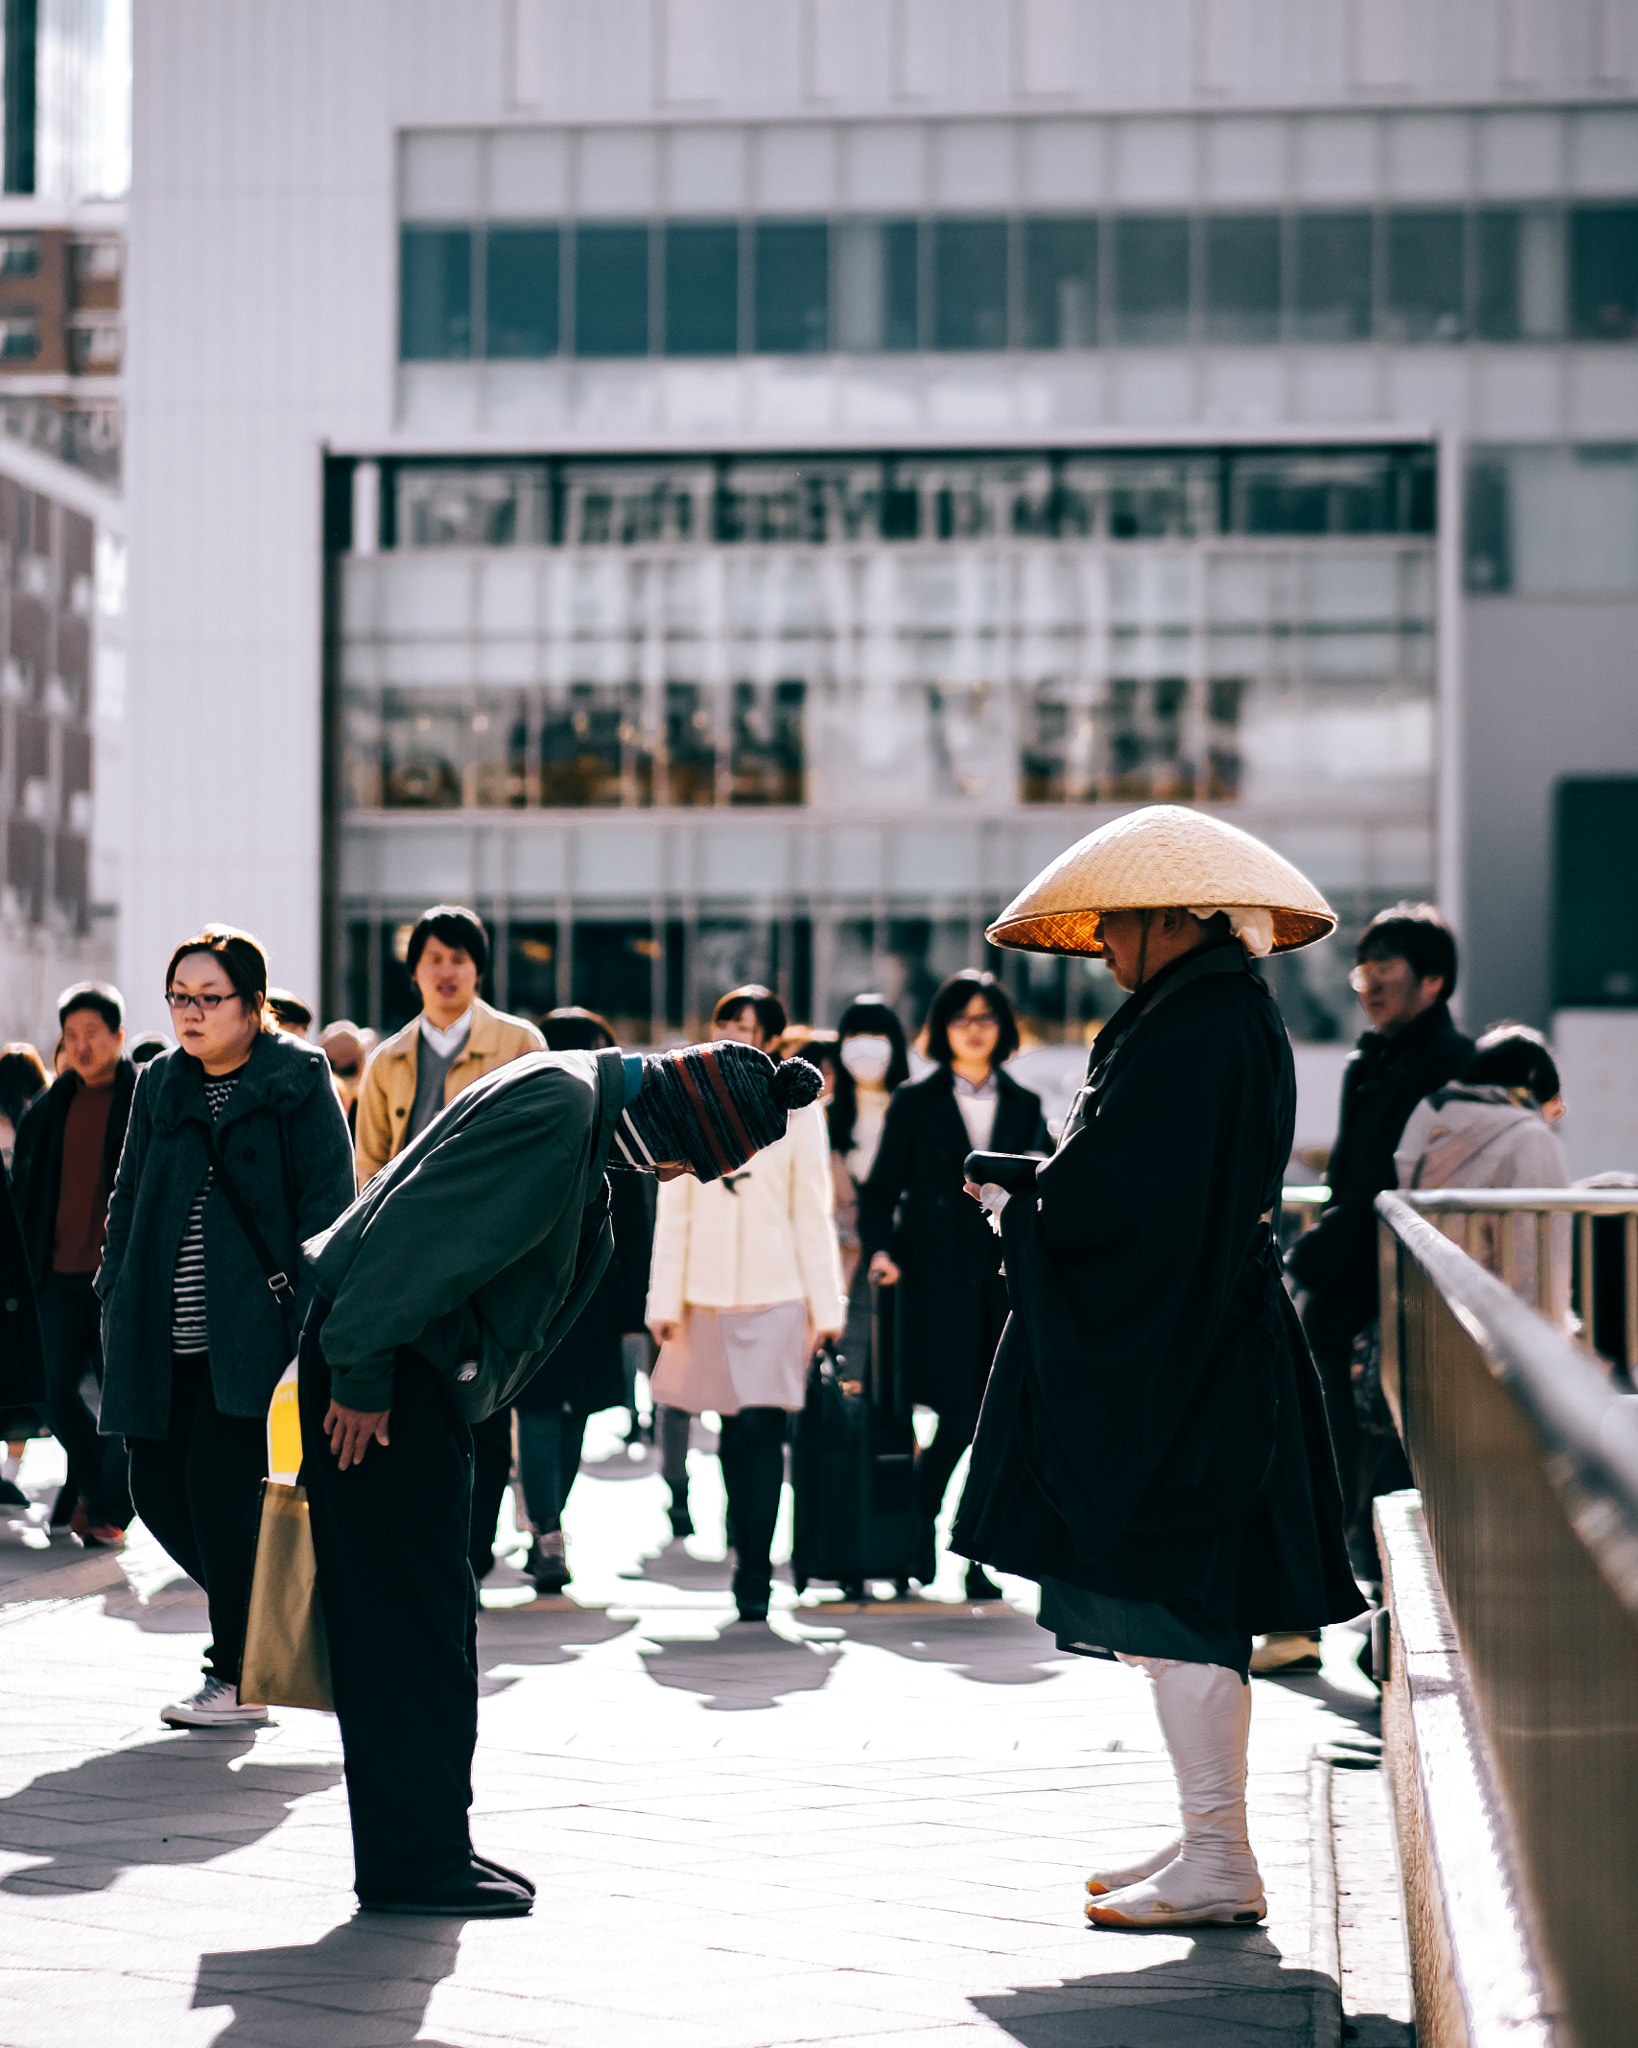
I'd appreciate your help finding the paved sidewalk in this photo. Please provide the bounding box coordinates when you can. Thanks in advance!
[1,1422,1409,2047]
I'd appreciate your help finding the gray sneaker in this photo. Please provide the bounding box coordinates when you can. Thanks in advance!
[160,1676,270,1728]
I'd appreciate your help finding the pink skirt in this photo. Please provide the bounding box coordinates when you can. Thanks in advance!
[649,1301,809,1416]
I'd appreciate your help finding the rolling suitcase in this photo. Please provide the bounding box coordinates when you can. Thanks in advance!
[791,1277,924,1601]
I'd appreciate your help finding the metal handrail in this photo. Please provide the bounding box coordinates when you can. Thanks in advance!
[1376,1190,1638,2046]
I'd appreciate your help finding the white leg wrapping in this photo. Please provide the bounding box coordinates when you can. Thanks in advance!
[1085,1657,1265,1928]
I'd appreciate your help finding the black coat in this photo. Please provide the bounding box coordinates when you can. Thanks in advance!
[953,941,1365,1635]
[0,1168,45,1436]
[11,1060,138,1283]
[857,1065,1050,1413]
[1287,1000,1473,1350]
[517,1166,654,1415]
[98,1034,356,1435]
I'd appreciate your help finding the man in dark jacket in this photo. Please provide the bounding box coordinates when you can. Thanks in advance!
[1285,903,1472,1593]
[297,1037,820,1918]
[953,806,1364,1930]
[11,982,136,1540]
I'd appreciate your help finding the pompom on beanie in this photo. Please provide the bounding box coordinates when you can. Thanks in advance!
[612,1042,823,1182]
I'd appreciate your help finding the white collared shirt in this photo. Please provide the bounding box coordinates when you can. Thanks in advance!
[952,1070,998,1151]
[419,1006,474,1060]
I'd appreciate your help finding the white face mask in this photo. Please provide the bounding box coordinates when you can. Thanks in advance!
[841,1034,893,1085]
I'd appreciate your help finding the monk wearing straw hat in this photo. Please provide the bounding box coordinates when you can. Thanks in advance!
[952,805,1364,1929]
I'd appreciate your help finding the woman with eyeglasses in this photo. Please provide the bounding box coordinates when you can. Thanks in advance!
[97,925,355,1729]
[857,971,1049,1600]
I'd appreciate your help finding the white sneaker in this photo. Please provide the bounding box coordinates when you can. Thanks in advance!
[160,1677,269,1728]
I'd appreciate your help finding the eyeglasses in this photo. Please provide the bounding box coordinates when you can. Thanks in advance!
[952,1009,999,1029]
[1347,963,1409,994]
[164,990,233,1013]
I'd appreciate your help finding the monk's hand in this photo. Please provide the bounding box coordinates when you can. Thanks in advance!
[963,1179,984,1202]
[324,1401,390,1470]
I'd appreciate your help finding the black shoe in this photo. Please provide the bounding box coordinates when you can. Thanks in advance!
[965,1563,1004,1602]
[669,1505,694,1540]
[359,1862,532,1918]
[472,1853,535,1896]
[0,1478,28,1509]
[524,1535,570,1596]
[735,1605,769,1624]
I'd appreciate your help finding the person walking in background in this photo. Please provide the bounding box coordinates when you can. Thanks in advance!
[467,1007,656,1596]
[128,1034,173,1067]
[300,1032,819,1914]
[859,971,1049,1599]
[353,904,543,1187]
[1396,1021,1570,1319]
[11,985,138,1546]
[646,984,845,1621]
[319,1020,368,1135]
[96,926,354,1729]
[266,990,313,1037]
[0,1042,48,1172]
[834,994,911,1190]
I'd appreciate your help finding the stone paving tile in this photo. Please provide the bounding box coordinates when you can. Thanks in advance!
[0,1424,1388,2046]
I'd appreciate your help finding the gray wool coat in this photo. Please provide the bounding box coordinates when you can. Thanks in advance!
[97,1030,356,1437]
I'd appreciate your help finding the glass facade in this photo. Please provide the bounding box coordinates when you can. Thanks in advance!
[334,445,1437,1043]
[1465,443,1638,593]
[400,204,1638,362]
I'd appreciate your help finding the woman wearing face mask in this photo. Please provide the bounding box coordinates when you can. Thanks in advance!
[857,972,1049,1600]
[828,999,910,1291]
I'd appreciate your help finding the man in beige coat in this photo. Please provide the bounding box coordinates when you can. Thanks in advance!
[354,905,544,1188]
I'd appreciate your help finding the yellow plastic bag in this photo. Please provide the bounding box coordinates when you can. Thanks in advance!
[266,1358,301,1485]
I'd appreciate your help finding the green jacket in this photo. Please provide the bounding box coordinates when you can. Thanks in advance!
[304,1046,625,1422]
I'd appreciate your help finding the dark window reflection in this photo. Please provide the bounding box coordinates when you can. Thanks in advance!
[381,693,463,807]
[575,224,650,357]
[665,222,740,356]
[754,221,828,352]
[1022,217,1097,347]
[932,219,1008,350]
[664,682,718,804]
[1569,205,1638,340]
[541,682,645,804]
[1202,214,1281,345]
[1475,210,1521,341]
[1383,212,1465,343]
[507,923,559,1016]
[1291,213,1372,343]
[730,679,805,802]
[1113,215,1189,345]
[400,227,472,360]
[486,226,559,357]
[882,219,919,351]
[572,921,656,1036]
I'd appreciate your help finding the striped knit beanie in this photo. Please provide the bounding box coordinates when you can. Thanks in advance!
[612,1043,823,1181]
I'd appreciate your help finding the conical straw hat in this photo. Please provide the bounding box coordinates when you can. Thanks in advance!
[988,806,1336,957]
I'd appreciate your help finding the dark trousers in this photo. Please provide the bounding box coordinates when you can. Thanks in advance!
[913,1404,979,1523]
[718,1406,787,1613]
[466,1408,514,1581]
[658,1403,691,1511]
[127,1352,265,1682]
[1309,1341,1359,1526]
[516,1405,587,1533]
[40,1271,130,1527]
[298,1309,478,1900]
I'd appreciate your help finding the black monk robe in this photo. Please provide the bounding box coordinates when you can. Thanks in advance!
[952,938,1364,1637]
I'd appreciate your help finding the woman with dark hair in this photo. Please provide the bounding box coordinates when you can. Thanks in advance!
[480,1005,655,1595]
[96,924,355,1727]
[858,970,1049,1599]
[0,1042,48,1172]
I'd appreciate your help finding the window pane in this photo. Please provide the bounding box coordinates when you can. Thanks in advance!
[665,222,739,356]
[932,218,1008,350]
[1475,210,1520,340]
[486,226,559,358]
[1022,217,1097,347]
[835,219,918,351]
[1569,205,1638,340]
[1291,213,1371,343]
[1383,212,1465,343]
[1112,216,1189,345]
[400,227,472,360]
[754,221,828,353]
[1202,215,1280,345]
[574,224,650,357]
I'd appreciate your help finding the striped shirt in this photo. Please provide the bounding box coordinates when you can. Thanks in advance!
[170,1071,244,1355]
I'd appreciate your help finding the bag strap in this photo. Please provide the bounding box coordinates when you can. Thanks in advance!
[200,1123,298,1316]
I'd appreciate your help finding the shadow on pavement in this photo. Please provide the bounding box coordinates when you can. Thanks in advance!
[1254,1668,1383,1743]
[0,1730,341,1895]
[476,1602,637,1695]
[973,1936,1339,2045]
[576,1441,662,1486]
[636,1623,840,1710]
[807,1605,1069,1688]
[193,1918,464,2046]
[618,1535,734,1590]
[100,1582,210,1635]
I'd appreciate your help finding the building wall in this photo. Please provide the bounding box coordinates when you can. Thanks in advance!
[126,0,1638,1036]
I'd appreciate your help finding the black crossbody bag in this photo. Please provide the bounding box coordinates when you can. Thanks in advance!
[199,1123,298,1345]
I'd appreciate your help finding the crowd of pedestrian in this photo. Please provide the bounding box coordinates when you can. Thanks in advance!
[0,840,1598,1924]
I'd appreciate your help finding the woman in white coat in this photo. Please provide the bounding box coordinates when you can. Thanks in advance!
[648,985,846,1622]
